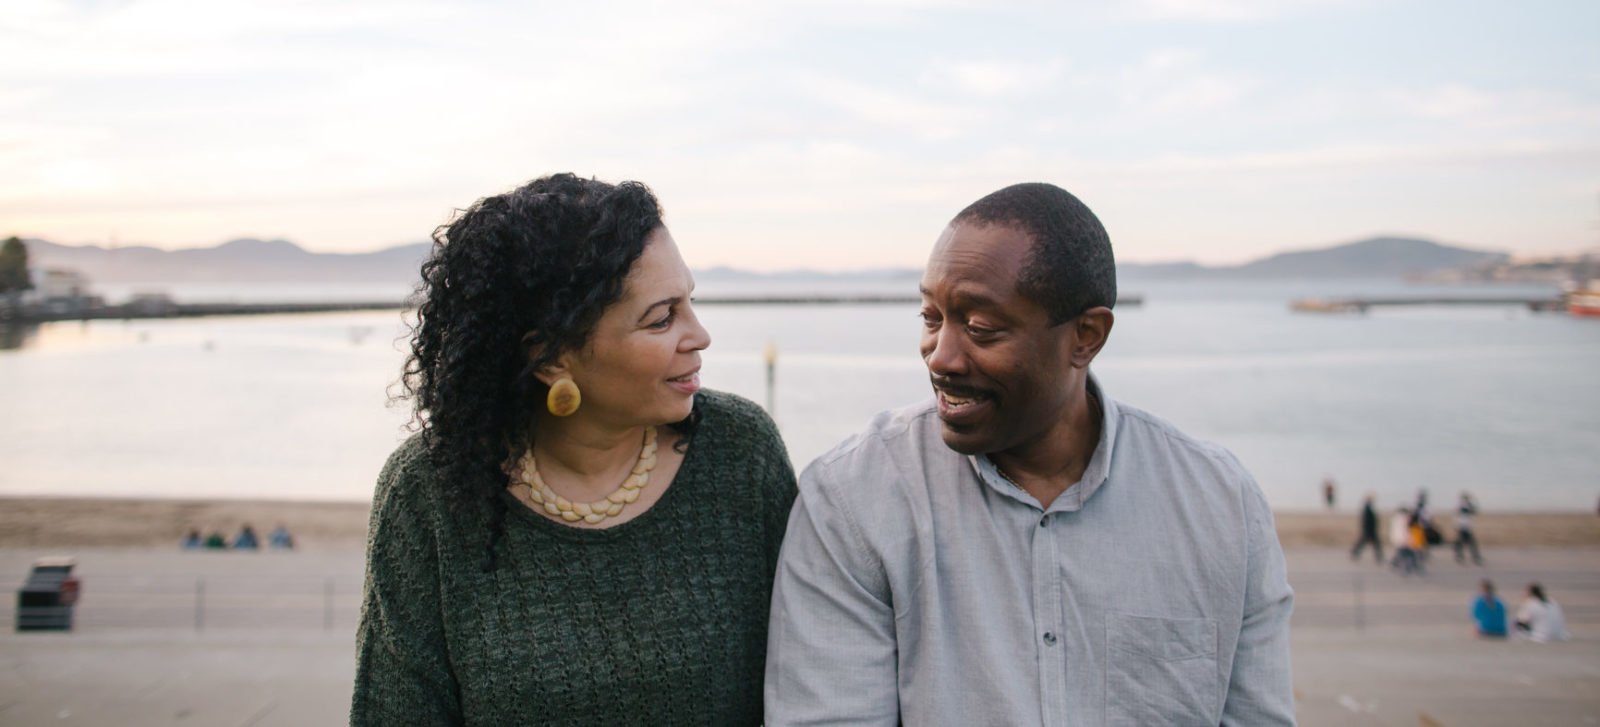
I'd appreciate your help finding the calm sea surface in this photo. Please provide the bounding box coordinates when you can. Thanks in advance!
[2,278,1595,511]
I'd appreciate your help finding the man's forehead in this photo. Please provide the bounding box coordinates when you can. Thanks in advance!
[926,223,1029,282]
[936,220,1031,257]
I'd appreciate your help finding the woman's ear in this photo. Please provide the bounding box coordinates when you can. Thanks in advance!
[521,331,569,387]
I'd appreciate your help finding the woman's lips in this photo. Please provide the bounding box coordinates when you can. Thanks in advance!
[666,369,701,395]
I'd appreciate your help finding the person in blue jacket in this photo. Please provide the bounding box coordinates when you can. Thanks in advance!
[1471,579,1507,638]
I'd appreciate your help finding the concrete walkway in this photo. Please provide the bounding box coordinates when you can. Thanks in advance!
[1,546,1596,725]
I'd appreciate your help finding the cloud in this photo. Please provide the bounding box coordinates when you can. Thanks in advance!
[1114,48,1259,114]
[792,73,992,142]
[920,58,1069,96]
[1119,0,1363,22]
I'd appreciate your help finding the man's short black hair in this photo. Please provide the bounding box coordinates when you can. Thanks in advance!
[952,182,1116,324]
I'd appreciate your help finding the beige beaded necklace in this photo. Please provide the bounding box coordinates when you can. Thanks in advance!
[515,426,658,524]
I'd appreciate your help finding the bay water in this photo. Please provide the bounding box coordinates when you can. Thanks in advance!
[1,277,1595,511]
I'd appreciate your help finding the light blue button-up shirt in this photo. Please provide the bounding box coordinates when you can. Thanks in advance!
[765,377,1295,726]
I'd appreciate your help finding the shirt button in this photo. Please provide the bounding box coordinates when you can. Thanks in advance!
[1042,632,1057,645]
[1039,515,1050,528]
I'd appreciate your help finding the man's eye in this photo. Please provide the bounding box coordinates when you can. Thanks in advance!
[919,312,941,328]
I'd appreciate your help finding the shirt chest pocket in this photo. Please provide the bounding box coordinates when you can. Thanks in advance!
[1104,612,1219,726]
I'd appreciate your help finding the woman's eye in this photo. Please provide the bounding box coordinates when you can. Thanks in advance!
[649,311,675,329]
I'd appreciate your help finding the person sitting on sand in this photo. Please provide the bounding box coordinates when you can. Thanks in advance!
[1471,579,1507,638]
[203,530,227,549]
[267,524,294,550]
[231,523,259,550]
[1515,583,1570,642]
[181,528,202,550]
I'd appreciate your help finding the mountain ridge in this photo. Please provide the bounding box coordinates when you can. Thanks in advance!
[18,235,1507,284]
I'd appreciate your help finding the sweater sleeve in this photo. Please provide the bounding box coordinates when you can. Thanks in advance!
[757,415,800,576]
[350,440,463,726]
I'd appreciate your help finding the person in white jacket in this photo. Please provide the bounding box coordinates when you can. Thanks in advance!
[1389,506,1419,575]
[1515,583,1570,642]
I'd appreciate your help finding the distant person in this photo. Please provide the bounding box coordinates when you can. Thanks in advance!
[1415,488,1441,553]
[1390,506,1419,575]
[231,524,259,550]
[1350,493,1383,564]
[1471,579,1507,638]
[1323,476,1337,510]
[180,528,202,550]
[1407,514,1428,574]
[1454,491,1484,565]
[268,524,295,550]
[1515,583,1570,642]
[203,530,227,549]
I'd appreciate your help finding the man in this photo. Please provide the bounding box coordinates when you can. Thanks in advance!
[1351,493,1383,564]
[1471,579,1507,638]
[766,183,1295,725]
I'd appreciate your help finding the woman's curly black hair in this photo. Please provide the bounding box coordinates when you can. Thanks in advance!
[398,173,695,571]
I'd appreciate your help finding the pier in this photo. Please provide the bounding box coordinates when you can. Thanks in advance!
[696,294,1144,306]
[10,300,406,323]
[1290,296,1565,314]
[6,293,1146,322]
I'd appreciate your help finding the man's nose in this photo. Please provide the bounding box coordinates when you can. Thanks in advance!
[922,324,967,377]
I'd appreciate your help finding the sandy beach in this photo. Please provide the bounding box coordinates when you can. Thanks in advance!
[1,543,1596,726]
[2,498,1597,725]
[2,495,1597,549]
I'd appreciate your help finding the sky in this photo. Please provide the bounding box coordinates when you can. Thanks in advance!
[2,0,1597,270]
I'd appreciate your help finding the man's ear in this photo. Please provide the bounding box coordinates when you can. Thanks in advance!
[1068,307,1114,369]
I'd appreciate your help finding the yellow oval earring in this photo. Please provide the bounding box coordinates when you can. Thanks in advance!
[546,377,581,417]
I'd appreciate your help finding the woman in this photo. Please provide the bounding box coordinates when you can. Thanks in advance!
[351,174,798,725]
[1515,583,1570,642]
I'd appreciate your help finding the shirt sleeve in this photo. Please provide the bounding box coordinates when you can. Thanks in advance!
[764,459,899,727]
[1221,479,1296,726]
[350,444,463,726]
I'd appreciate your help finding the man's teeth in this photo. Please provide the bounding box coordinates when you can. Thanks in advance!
[943,392,977,406]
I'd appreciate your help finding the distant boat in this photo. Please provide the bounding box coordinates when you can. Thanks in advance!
[1569,286,1600,317]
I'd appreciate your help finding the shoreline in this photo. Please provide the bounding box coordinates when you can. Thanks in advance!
[2,496,1597,548]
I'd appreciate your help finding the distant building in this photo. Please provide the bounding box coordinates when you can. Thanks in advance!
[125,292,176,316]
[24,268,104,315]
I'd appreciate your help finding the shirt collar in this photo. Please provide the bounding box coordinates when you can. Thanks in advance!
[969,371,1118,513]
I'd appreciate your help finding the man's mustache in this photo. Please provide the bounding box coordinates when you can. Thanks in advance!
[929,379,992,399]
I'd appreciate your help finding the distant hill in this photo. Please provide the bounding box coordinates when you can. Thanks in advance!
[24,238,431,284]
[1120,236,1508,280]
[1230,236,1507,278]
[19,234,1508,286]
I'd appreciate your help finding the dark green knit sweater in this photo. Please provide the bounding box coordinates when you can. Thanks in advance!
[351,390,798,726]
